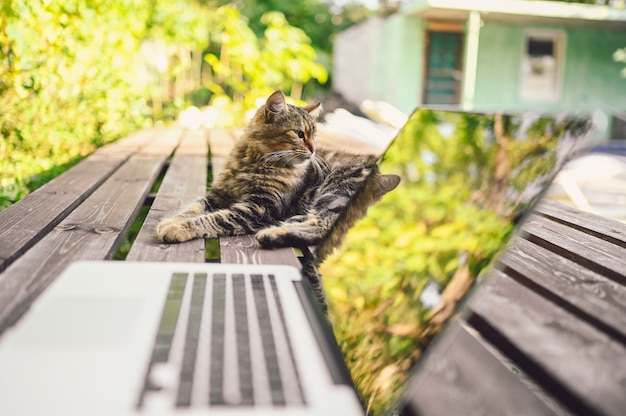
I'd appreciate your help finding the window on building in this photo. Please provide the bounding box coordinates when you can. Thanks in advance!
[520,31,565,102]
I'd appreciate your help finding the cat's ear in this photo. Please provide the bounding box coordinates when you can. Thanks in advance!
[304,102,322,119]
[265,90,287,122]
[374,174,401,199]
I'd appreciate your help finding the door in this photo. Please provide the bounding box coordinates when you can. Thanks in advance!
[423,31,463,105]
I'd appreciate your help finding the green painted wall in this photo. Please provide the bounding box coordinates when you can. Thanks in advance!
[472,22,626,113]
[373,15,425,114]
[471,22,626,138]
[472,23,524,111]
[562,29,626,113]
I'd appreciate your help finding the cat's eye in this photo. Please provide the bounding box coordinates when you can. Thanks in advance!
[295,130,305,139]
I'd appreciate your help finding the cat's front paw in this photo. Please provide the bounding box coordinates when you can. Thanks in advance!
[256,218,322,248]
[156,218,197,243]
[255,225,290,248]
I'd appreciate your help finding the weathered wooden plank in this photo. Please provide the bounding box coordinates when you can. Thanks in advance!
[535,199,626,246]
[219,235,301,269]
[522,213,626,285]
[469,270,626,416]
[94,127,164,156]
[127,128,207,262]
[0,130,180,334]
[499,236,626,340]
[0,129,157,272]
[401,321,557,416]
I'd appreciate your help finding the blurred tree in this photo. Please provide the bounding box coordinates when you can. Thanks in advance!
[0,0,329,209]
[216,0,373,54]
[1,0,159,209]
[202,5,328,122]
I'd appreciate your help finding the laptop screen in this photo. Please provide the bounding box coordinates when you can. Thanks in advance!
[320,108,594,414]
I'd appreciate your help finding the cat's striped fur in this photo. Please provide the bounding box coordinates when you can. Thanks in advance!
[156,91,399,312]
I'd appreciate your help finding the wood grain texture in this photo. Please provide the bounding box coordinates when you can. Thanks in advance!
[468,270,626,416]
[95,128,164,156]
[219,235,301,269]
[401,321,556,416]
[126,128,207,263]
[0,129,157,272]
[522,213,626,285]
[499,236,626,340]
[535,199,626,246]
[0,130,179,334]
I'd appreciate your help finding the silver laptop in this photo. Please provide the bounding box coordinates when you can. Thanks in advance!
[0,108,595,415]
[0,262,361,415]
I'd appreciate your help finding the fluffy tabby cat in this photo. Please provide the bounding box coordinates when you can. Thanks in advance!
[156,91,399,312]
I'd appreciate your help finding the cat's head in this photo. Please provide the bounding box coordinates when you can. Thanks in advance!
[246,91,322,167]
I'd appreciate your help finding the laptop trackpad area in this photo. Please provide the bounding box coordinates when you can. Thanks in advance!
[12,297,143,348]
[0,263,171,415]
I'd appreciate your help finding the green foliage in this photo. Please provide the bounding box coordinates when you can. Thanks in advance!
[1,0,161,208]
[322,187,510,414]
[1,0,328,209]
[203,5,328,123]
[219,0,373,55]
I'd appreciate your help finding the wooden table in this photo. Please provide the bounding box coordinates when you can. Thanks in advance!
[1,126,625,415]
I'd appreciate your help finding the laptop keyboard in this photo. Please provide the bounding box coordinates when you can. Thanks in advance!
[138,272,306,409]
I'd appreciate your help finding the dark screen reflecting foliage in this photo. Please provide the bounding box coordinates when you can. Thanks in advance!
[381,109,593,223]
[323,108,594,415]
[385,109,592,330]
[382,109,593,410]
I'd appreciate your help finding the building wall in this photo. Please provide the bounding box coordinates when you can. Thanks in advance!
[472,22,626,138]
[333,15,425,114]
[471,23,523,111]
[333,17,384,107]
[334,14,626,137]
[562,29,626,114]
[374,15,425,114]
[473,22,626,114]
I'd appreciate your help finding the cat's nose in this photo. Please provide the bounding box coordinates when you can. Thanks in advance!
[304,137,315,154]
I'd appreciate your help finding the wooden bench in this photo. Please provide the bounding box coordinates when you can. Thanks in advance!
[1,126,625,415]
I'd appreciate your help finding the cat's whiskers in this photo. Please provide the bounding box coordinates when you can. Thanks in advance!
[261,150,293,167]
[310,153,330,179]
[262,149,314,169]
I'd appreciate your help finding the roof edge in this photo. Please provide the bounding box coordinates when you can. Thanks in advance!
[403,0,626,23]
